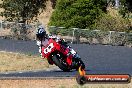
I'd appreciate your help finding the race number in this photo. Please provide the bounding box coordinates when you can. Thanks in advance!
[44,43,54,54]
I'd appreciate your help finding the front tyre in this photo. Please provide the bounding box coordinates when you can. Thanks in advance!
[52,54,71,72]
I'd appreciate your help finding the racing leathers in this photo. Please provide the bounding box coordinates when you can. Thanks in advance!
[36,34,78,58]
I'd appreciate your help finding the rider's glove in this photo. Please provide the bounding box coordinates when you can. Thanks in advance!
[36,41,41,46]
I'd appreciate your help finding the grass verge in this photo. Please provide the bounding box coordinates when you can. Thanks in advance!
[0,51,51,72]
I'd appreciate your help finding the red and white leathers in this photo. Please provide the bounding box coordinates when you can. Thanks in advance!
[36,38,49,55]
[36,34,60,50]
[36,34,77,57]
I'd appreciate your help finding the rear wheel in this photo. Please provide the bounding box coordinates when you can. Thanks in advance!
[73,58,85,71]
[76,75,87,85]
[52,54,71,72]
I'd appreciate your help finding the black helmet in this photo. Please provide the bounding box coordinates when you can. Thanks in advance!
[36,25,46,40]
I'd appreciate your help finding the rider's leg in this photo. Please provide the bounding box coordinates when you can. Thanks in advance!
[39,47,43,58]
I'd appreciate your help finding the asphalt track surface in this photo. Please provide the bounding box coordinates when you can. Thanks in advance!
[0,39,132,77]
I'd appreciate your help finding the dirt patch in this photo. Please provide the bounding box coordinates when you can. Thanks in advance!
[0,29,11,36]
[0,51,53,72]
[0,78,131,88]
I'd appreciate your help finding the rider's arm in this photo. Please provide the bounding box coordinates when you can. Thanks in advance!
[36,41,41,46]
[48,34,62,42]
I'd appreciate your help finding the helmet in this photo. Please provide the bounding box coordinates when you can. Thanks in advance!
[36,25,46,40]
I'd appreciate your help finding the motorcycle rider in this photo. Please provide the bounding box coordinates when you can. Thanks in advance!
[36,25,79,59]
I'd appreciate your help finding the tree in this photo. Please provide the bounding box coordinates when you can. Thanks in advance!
[49,0,107,29]
[50,0,57,8]
[94,13,130,31]
[0,0,47,23]
[119,0,132,17]
[0,0,47,39]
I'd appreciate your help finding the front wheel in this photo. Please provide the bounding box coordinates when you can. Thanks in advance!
[52,54,71,72]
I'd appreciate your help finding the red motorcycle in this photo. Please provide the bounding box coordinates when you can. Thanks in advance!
[41,38,85,71]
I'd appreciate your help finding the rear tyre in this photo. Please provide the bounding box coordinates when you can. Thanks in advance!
[78,59,85,70]
[76,75,87,85]
[52,54,71,72]
[73,58,85,71]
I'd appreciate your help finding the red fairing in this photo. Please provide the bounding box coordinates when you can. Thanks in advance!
[41,38,72,66]
[42,39,57,58]
[66,55,72,65]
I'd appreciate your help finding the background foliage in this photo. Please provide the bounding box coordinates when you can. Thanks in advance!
[119,0,132,18]
[49,0,107,29]
[0,0,47,23]
[93,13,131,32]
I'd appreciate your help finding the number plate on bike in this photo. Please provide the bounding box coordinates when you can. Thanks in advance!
[44,43,54,54]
